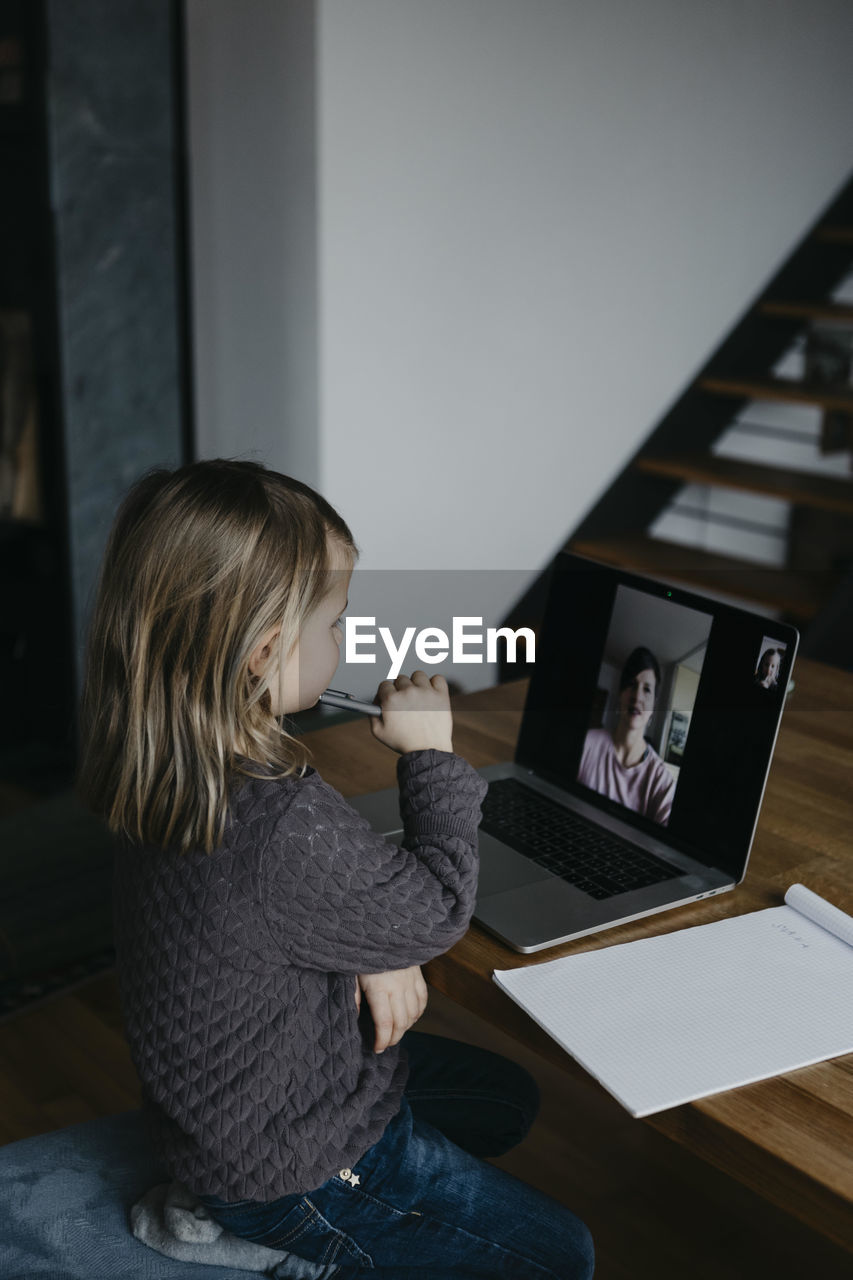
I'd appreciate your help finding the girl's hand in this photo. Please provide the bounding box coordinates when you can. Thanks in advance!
[355,966,429,1053]
[370,670,454,755]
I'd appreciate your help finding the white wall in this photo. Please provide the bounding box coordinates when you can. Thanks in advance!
[316,0,853,575]
[186,0,853,689]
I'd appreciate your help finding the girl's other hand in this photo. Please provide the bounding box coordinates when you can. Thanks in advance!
[370,670,454,755]
[355,966,429,1053]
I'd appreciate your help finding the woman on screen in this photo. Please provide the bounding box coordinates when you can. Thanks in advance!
[577,646,676,826]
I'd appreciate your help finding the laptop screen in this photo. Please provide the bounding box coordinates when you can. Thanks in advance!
[515,553,799,879]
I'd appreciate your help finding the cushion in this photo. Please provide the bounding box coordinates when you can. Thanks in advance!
[0,1110,284,1279]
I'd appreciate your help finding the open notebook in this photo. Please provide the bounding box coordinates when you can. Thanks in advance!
[493,884,853,1117]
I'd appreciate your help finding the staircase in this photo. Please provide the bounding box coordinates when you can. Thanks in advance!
[494,177,850,680]
[507,174,853,673]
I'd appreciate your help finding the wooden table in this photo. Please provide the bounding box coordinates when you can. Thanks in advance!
[303,658,853,1253]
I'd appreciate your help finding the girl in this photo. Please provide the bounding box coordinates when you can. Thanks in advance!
[77,458,594,1279]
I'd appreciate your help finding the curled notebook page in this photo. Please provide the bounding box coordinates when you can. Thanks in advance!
[785,883,853,948]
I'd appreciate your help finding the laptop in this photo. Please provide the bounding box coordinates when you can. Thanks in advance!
[350,553,799,952]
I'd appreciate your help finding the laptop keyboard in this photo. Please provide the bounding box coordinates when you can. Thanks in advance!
[480,777,682,900]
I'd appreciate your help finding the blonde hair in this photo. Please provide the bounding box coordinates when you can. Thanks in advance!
[76,458,357,854]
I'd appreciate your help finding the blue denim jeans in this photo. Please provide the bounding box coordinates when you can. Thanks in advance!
[200,1031,594,1278]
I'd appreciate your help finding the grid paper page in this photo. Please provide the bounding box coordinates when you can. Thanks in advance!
[493,892,853,1117]
[786,882,853,946]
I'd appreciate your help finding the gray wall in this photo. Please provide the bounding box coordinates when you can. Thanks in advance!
[185,0,319,484]
[47,0,187,700]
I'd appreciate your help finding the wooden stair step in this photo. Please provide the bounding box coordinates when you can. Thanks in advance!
[568,535,827,621]
[634,455,853,515]
[759,300,853,324]
[699,376,853,412]
[813,226,853,246]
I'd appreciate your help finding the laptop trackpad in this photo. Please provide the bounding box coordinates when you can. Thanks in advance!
[476,831,553,897]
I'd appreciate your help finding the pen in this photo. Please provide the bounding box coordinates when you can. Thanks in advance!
[318,688,382,717]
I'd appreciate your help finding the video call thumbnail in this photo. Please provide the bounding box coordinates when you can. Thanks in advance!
[754,636,787,691]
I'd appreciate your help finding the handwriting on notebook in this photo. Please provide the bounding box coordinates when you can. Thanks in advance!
[769,921,810,948]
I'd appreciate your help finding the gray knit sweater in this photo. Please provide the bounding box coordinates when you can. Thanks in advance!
[112,749,487,1202]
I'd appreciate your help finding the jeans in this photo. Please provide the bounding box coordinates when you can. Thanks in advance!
[200,1031,594,1279]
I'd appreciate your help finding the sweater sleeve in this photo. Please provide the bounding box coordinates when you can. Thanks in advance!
[259,749,488,973]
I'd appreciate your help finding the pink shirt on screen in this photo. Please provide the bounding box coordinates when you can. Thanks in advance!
[577,728,675,826]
